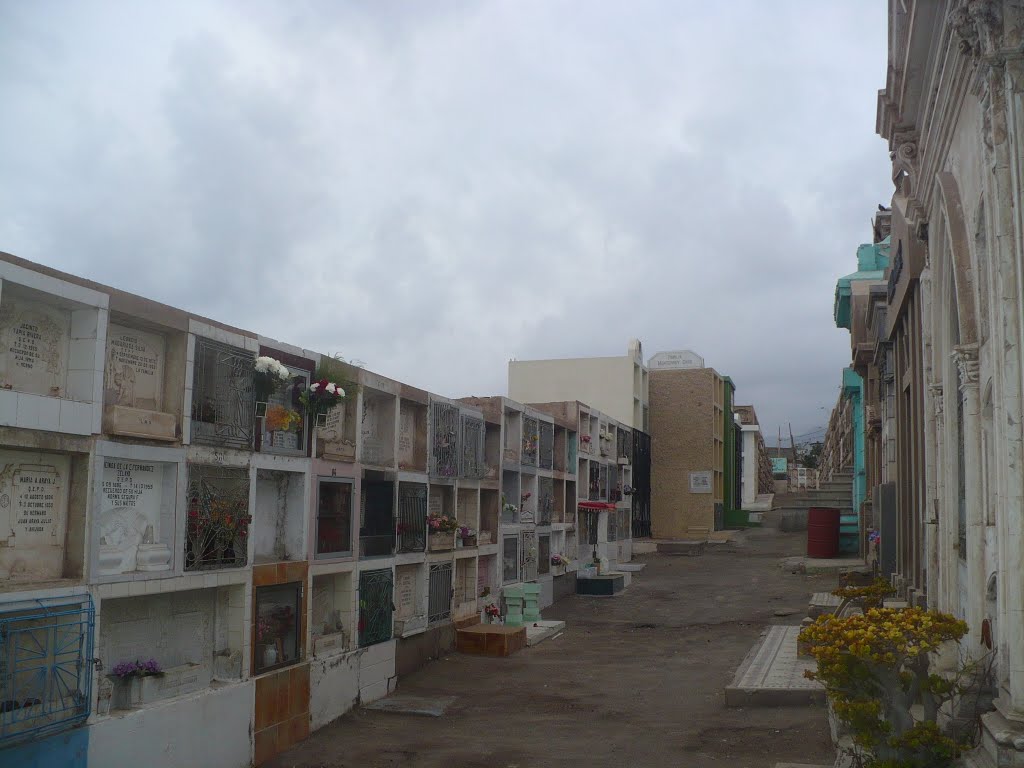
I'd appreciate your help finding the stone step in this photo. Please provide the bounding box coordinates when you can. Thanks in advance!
[725,625,825,708]
[656,540,707,556]
[808,592,842,618]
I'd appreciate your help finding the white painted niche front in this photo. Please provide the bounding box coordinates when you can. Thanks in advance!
[97,458,177,577]
[0,449,73,581]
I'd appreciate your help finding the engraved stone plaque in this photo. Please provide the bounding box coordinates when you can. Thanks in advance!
[0,450,71,580]
[398,409,415,466]
[99,460,173,575]
[395,568,417,620]
[105,324,166,411]
[0,298,70,397]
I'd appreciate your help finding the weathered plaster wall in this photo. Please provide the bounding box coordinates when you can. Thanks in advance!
[87,680,254,768]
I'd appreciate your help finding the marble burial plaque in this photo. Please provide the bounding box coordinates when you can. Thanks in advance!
[0,450,71,580]
[0,298,70,397]
[395,568,418,619]
[398,410,415,465]
[105,324,166,411]
[99,460,172,574]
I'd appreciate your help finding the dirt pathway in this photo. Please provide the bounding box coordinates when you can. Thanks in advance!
[269,528,836,768]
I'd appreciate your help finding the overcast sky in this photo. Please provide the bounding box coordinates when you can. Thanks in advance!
[0,1,892,443]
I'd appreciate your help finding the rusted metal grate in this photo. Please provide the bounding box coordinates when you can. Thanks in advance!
[430,401,460,478]
[460,415,485,478]
[397,483,427,553]
[191,338,254,449]
[428,563,453,624]
[358,569,393,647]
[522,416,538,467]
[538,476,553,526]
[185,464,250,571]
[539,421,554,470]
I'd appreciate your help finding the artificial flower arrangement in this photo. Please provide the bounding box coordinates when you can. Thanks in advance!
[580,434,592,444]
[458,525,476,540]
[299,378,346,422]
[187,497,251,543]
[426,512,459,533]
[551,553,569,567]
[111,658,163,679]
[264,403,302,433]
[254,356,292,401]
[484,603,501,620]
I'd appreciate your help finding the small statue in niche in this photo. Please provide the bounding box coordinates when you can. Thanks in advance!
[111,363,136,407]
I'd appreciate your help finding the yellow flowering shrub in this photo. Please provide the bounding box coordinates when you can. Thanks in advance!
[832,578,897,610]
[799,607,969,767]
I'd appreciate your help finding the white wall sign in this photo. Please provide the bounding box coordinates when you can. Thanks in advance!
[649,350,704,370]
[689,471,713,494]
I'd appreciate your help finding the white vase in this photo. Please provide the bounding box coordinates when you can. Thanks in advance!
[262,645,278,669]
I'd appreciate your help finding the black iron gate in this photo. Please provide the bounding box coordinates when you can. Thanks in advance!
[631,429,651,538]
[358,568,394,647]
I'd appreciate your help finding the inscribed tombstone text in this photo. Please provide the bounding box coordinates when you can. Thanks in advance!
[398,408,415,466]
[0,450,71,580]
[99,460,172,574]
[0,298,70,397]
[395,568,417,620]
[106,324,166,411]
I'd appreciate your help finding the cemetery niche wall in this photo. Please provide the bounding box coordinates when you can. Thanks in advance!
[96,454,177,578]
[253,469,306,564]
[310,570,354,657]
[190,336,254,450]
[0,449,75,582]
[0,592,95,746]
[255,348,312,457]
[0,276,106,436]
[103,321,183,442]
[98,586,242,713]
[185,464,251,572]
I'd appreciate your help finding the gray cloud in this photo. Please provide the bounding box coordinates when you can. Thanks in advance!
[0,0,892,442]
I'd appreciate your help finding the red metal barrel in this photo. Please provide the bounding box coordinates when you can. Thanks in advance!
[807,507,840,559]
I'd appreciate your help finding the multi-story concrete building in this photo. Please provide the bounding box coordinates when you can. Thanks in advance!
[0,251,584,768]
[733,405,774,511]
[507,342,652,539]
[507,340,649,432]
[648,353,738,535]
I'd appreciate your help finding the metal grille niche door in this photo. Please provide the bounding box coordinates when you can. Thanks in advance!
[358,569,394,647]
[430,401,460,478]
[0,595,95,746]
[428,563,453,624]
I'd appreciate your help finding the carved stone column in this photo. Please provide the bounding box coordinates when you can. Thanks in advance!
[954,345,985,650]
[927,382,946,612]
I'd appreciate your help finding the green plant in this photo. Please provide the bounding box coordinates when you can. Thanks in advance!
[799,607,971,767]
[833,578,897,610]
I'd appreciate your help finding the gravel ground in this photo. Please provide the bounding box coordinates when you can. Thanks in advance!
[268,527,837,768]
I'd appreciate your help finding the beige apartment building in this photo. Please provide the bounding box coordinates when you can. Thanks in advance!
[507,339,649,431]
[649,360,728,537]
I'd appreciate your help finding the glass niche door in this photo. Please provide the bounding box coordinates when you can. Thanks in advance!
[502,534,519,584]
[521,530,538,582]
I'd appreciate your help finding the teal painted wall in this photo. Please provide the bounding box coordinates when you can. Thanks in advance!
[0,726,88,768]
[842,367,865,554]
